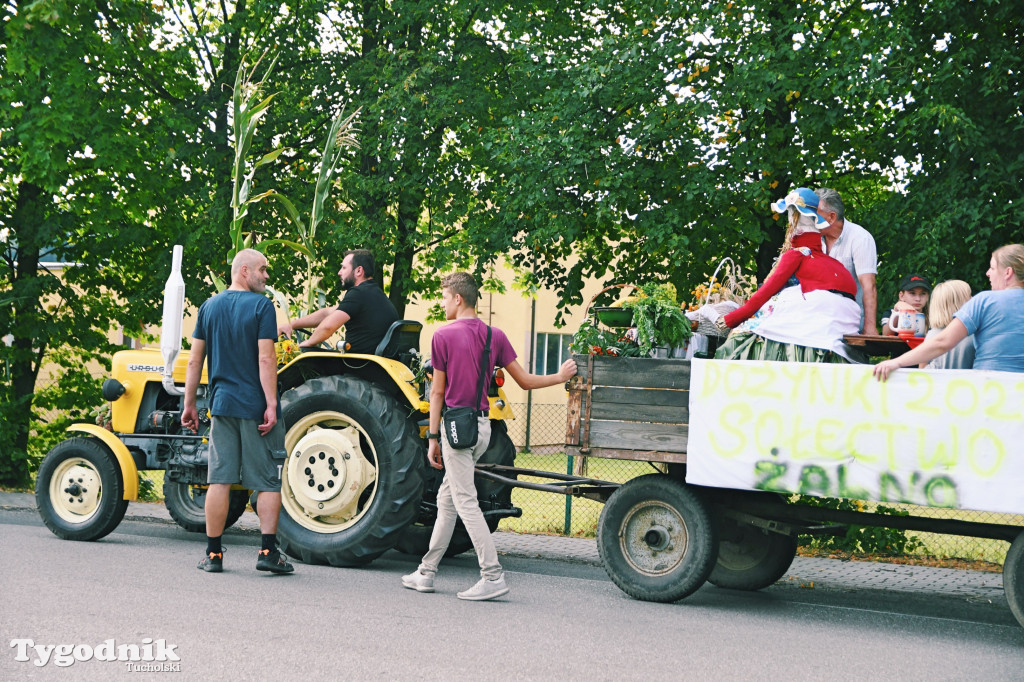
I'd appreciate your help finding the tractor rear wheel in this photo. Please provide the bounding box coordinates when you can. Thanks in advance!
[276,375,424,566]
[163,481,249,533]
[35,438,129,541]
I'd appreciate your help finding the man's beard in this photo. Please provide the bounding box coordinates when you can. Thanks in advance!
[340,275,356,290]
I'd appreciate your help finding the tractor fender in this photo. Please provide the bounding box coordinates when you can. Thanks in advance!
[278,352,427,411]
[66,424,139,501]
[277,352,515,421]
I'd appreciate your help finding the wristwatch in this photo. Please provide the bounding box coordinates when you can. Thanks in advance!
[426,431,440,440]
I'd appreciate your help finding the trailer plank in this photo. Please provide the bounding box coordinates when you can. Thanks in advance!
[577,355,691,390]
[591,385,689,409]
[589,401,687,424]
[585,419,688,453]
[565,445,686,464]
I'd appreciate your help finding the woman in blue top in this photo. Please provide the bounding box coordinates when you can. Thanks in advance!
[874,243,1024,380]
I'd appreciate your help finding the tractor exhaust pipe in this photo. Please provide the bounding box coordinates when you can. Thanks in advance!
[160,245,186,396]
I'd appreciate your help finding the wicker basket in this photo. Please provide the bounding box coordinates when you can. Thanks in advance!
[687,257,749,339]
[584,284,636,324]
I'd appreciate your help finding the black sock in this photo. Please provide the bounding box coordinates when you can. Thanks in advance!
[261,534,276,552]
[206,536,222,556]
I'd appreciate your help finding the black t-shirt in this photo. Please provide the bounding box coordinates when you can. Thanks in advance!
[336,281,399,354]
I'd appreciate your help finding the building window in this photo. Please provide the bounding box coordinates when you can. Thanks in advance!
[534,332,572,375]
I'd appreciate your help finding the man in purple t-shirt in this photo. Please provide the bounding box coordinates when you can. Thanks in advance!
[402,272,576,601]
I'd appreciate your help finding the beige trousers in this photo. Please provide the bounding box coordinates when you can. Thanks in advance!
[418,417,501,580]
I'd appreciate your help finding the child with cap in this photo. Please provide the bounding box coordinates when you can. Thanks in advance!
[881,273,931,336]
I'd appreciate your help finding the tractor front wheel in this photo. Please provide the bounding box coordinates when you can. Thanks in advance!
[35,438,129,541]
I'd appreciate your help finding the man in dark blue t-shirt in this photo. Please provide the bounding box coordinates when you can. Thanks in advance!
[182,249,294,575]
[278,249,399,354]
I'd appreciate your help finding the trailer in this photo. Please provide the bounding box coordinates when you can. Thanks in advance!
[479,355,1024,627]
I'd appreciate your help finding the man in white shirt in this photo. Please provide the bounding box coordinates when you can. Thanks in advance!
[815,188,878,334]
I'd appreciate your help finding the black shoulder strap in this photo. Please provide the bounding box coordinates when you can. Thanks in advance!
[475,325,492,411]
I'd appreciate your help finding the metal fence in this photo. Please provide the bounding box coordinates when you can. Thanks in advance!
[502,402,1021,565]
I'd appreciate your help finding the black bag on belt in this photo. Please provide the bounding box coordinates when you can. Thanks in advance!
[442,325,491,450]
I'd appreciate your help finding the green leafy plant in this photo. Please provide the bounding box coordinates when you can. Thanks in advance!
[225,52,293,267]
[223,51,361,318]
[570,317,642,357]
[622,283,692,356]
[794,495,923,555]
[571,282,691,357]
[137,473,161,503]
[408,348,429,386]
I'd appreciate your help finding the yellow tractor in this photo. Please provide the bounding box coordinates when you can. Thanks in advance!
[34,247,519,565]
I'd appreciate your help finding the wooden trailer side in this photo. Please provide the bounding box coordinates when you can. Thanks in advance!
[565,354,690,463]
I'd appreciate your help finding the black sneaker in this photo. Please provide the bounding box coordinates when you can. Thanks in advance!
[197,551,223,573]
[256,548,294,574]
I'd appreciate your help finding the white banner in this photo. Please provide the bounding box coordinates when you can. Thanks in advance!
[686,359,1024,515]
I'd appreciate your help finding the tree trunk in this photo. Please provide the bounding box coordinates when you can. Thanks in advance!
[388,194,422,318]
[755,214,786,283]
[207,0,247,271]
[3,181,47,485]
[754,87,796,283]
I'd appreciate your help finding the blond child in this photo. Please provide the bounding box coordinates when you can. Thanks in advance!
[922,280,974,369]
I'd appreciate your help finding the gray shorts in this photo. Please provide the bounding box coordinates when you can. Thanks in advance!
[207,416,287,492]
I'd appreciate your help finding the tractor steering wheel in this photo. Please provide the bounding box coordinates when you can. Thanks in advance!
[291,328,340,352]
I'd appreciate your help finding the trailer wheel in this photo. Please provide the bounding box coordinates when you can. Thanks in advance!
[1005,530,1024,629]
[276,375,424,566]
[35,438,129,541]
[163,481,249,533]
[707,515,797,591]
[394,420,515,557]
[597,474,717,602]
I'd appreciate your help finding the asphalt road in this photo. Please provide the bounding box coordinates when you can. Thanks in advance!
[2,508,1022,681]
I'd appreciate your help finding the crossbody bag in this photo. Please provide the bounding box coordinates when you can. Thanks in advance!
[442,325,491,450]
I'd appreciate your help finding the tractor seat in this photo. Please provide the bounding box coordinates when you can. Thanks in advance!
[374,320,423,367]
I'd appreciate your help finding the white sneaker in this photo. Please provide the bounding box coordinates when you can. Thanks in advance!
[457,574,509,601]
[401,570,435,593]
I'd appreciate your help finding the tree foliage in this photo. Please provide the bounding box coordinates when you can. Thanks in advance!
[1,0,193,484]
[0,0,328,484]
[859,0,1023,304]
[1,0,1021,485]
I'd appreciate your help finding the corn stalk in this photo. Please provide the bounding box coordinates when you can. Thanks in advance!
[221,50,360,311]
[226,51,300,269]
[270,106,361,314]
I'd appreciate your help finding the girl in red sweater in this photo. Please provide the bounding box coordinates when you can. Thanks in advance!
[715,188,861,362]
